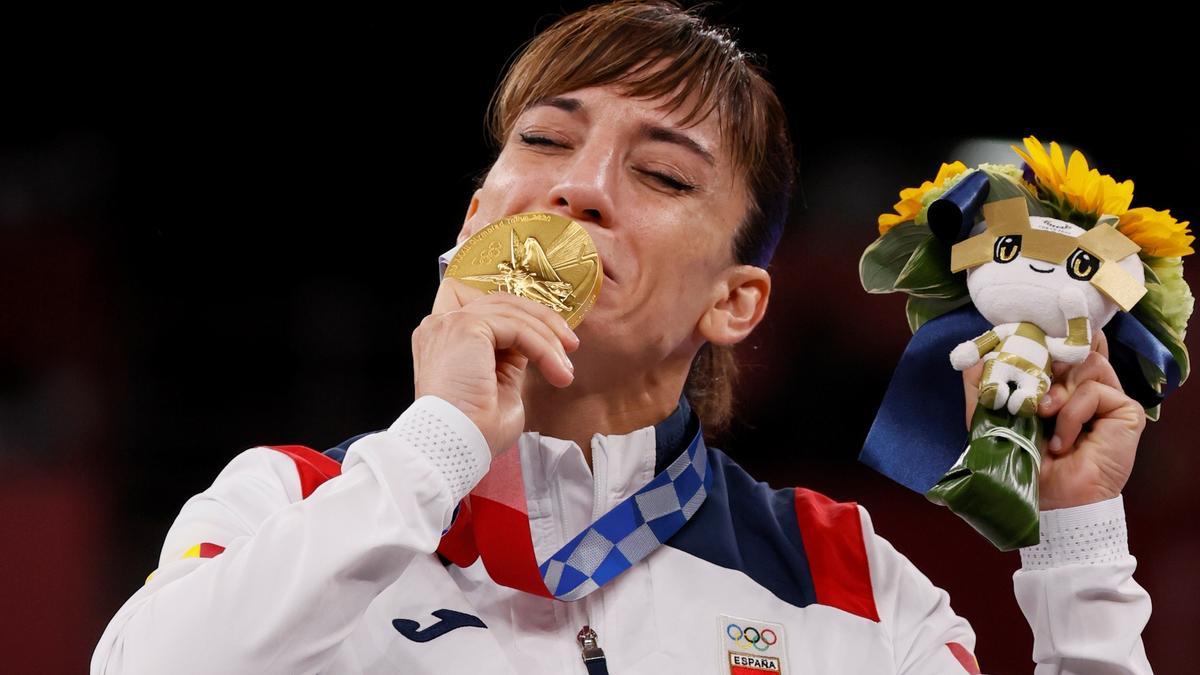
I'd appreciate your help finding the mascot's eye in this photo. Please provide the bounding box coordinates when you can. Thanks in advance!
[993,235,1022,263]
[1066,248,1101,281]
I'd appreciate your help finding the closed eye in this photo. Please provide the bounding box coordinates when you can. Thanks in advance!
[518,132,566,149]
[635,168,696,192]
[517,132,697,193]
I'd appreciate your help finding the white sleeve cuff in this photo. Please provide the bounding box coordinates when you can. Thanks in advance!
[1019,494,1129,570]
[387,395,492,504]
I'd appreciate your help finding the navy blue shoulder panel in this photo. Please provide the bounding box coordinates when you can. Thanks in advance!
[322,430,384,464]
[665,445,817,610]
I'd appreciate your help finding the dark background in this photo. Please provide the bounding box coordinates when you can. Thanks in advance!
[2,4,1196,673]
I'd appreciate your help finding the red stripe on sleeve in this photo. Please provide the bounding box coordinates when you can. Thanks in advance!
[198,542,226,558]
[946,642,981,673]
[263,445,343,498]
[792,487,880,622]
[437,497,480,567]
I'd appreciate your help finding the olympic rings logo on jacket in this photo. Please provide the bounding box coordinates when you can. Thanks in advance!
[725,623,778,652]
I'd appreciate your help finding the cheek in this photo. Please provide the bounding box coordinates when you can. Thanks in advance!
[472,182,514,226]
[638,231,703,288]
[467,154,550,230]
[485,156,523,194]
[629,241,715,326]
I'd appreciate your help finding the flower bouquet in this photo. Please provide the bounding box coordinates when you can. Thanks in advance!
[859,136,1194,550]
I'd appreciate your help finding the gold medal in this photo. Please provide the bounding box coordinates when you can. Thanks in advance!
[444,211,603,329]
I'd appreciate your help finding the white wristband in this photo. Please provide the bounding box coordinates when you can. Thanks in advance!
[388,395,492,503]
[1019,494,1129,570]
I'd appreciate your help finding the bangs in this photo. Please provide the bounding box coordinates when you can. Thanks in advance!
[485,1,763,175]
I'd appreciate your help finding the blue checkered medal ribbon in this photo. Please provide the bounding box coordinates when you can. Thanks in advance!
[537,426,710,600]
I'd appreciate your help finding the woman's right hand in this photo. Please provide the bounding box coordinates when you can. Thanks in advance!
[412,277,579,457]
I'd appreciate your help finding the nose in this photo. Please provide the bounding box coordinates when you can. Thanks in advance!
[544,138,617,229]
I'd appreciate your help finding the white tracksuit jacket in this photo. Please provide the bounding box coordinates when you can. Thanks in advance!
[91,393,1153,674]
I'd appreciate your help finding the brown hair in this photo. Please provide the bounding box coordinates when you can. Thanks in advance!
[475,0,799,438]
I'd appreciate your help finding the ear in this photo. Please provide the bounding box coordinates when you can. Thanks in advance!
[457,188,483,244]
[697,265,771,346]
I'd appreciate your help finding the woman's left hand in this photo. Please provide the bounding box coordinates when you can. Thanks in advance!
[962,329,1148,510]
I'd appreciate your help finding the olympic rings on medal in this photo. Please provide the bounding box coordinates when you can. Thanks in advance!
[725,623,779,652]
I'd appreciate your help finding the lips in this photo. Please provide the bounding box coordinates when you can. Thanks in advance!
[602,261,616,284]
[567,217,613,284]
[595,249,615,284]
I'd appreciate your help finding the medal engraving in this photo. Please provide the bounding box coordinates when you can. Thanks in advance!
[445,211,603,329]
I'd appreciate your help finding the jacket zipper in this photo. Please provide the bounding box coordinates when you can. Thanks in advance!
[586,441,606,643]
[562,440,609,673]
[577,625,609,675]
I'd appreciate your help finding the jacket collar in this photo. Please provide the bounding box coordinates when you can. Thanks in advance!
[519,391,701,515]
[652,392,700,475]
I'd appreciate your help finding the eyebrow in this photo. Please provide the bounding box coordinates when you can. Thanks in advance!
[528,95,716,167]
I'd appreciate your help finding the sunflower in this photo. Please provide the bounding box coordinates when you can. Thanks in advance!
[877,161,968,235]
[1119,207,1196,258]
[1010,135,1134,218]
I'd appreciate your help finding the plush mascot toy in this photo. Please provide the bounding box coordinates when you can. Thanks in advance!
[948,197,1145,415]
[859,136,1194,550]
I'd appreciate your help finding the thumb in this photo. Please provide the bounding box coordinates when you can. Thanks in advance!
[962,359,984,431]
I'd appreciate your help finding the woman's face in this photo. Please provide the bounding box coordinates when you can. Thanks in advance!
[455,79,759,371]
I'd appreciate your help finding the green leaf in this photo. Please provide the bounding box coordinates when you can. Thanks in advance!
[1131,301,1191,386]
[1132,259,1192,386]
[893,234,969,299]
[1136,351,1166,394]
[905,294,973,334]
[1141,259,1162,285]
[1145,403,1161,422]
[1132,351,1169,421]
[1141,256,1195,339]
[859,219,930,294]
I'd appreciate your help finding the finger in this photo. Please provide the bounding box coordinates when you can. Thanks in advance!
[1067,351,1122,393]
[1045,380,1130,455]
[467,300,572,372]
[963,358,984,388]
[1049,328,1110,380]
[1039,351,1123,416]
[432,277,488,316]
[476,290,580,353]
[1094,327,1109,359]
[444,281,580,353]
[476,311,575,387]
[495,349,529,386]
[962,359,985,431]
[1050,356,1072,380]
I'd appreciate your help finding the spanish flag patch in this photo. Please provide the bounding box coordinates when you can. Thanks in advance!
[144,542,227,584]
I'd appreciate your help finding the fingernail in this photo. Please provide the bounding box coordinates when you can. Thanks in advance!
[1040,394,1052,408]
[561,352,574,372]
[1049,435,1062,452]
